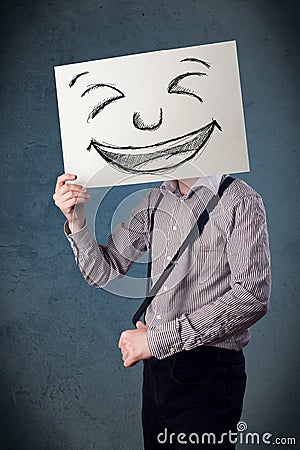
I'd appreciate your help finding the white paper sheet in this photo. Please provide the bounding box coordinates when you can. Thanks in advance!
[54,40,249,187]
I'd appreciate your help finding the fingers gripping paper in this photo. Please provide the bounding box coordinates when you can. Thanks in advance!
[54,40,249,187]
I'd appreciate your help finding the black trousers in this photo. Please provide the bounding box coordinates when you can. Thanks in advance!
[142,346,247,449]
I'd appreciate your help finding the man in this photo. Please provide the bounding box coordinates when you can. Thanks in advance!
[53,172,271,449]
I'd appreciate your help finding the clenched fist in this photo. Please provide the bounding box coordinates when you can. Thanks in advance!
[118,321,153,368]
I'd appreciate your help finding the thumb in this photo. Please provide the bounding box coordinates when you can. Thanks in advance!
[136,320,147,330]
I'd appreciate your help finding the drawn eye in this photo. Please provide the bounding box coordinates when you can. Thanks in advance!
[167,71,207,103]
[81,83,125,122]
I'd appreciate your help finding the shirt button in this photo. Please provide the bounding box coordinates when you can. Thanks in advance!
[156,315,161,320]
[172,225,177,231]
[166,255,172,260]
[197,339,202,345]
[170,347,175,353]
[163,286,168,292]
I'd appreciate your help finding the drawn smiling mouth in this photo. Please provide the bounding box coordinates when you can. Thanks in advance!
[87,119,222,174]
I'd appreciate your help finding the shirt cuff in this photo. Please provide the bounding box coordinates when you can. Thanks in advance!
[179,311,239,349]
[146,312,225,360]
[179,314,204,349]
[147,318,184,359]
[63,220,96,252]
[64,219,87,236]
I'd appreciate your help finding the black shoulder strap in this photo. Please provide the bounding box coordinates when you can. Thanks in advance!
[145,191,164,298]
[132,176,235,326]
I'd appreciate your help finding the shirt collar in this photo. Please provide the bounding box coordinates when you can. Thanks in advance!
[160,174,224,197]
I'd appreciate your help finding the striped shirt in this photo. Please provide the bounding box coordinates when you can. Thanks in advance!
[65,174,271,360]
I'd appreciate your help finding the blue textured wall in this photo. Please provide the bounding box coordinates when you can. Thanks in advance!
[1,1,299,449]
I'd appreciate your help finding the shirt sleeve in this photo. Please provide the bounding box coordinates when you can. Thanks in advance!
[64,190,153,288]
[147,194,271,359]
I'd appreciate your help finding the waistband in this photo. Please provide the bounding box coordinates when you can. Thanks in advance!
[147,345,245,369]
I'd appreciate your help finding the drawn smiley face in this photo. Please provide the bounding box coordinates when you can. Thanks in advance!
[69,57,222,175]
